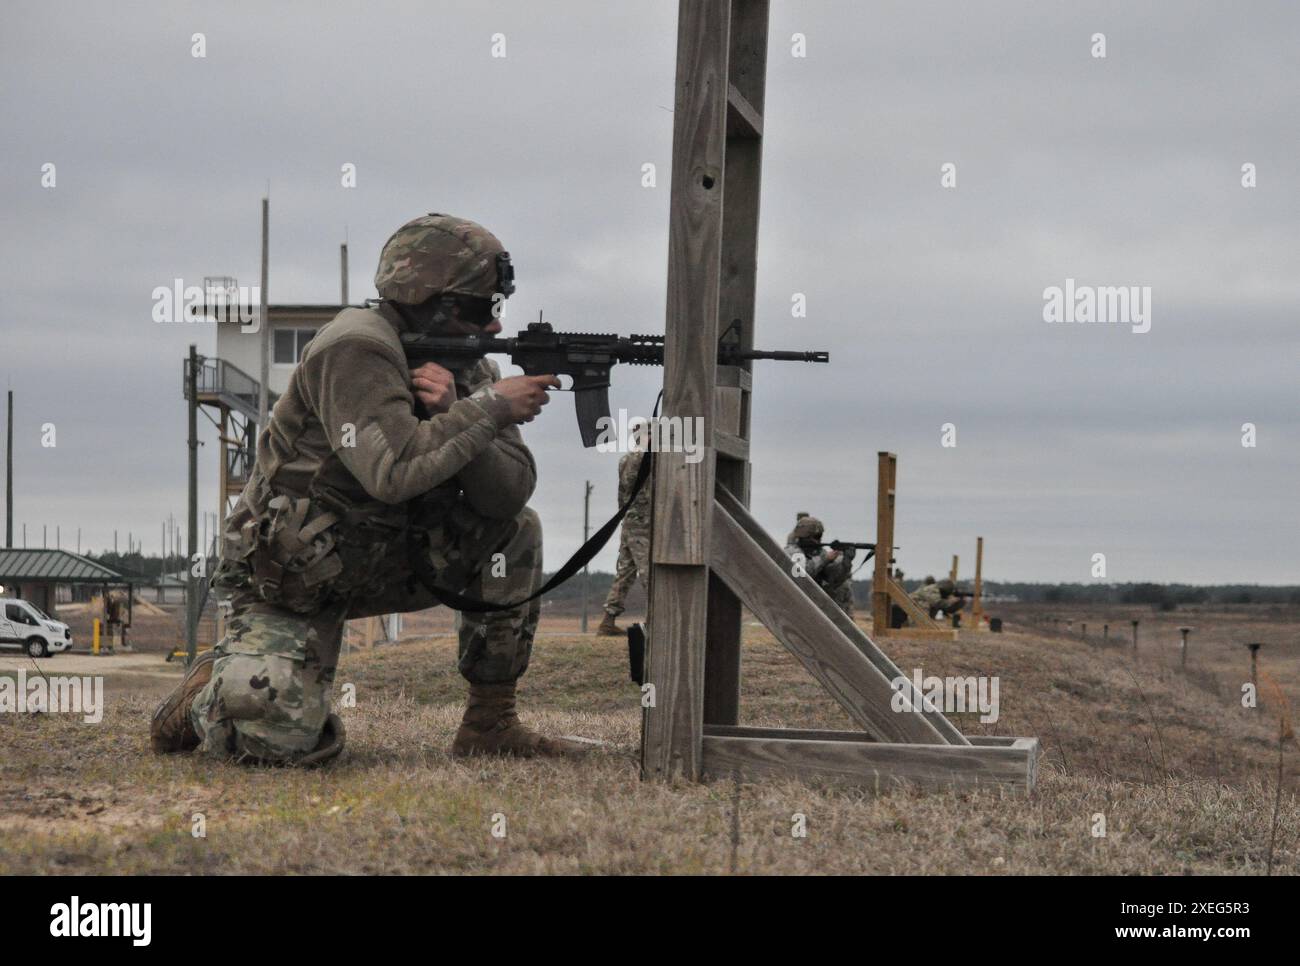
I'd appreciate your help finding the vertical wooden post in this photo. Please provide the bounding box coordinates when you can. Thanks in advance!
[949,554,958,583]
[1131,619,1139,651]
[970,536,984,628]
[1246,643,1261,691]
[704,0,768,727]
[642,0,734,782]
[871,452,897,635]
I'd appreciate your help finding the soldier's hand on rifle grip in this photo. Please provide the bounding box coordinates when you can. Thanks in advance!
[495,374,560,423]
[410,362,458,415]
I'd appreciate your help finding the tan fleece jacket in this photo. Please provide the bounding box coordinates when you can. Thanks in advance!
[252,303,536,519]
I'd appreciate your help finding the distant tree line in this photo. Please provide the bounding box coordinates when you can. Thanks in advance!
[86,551,1300,610]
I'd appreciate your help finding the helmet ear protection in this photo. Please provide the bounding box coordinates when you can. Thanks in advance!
[495,252,516,297]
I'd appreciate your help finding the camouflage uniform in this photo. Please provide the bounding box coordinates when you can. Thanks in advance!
[602,450,651,618]
[783,515,856,617]
[910,578,964,621]
[189,215,540,764]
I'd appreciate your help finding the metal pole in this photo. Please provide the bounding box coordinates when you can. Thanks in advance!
[186,345,200,665]
[340,242,349,305]
[258,196,270,427]
[5,390,12,547]
[580,480,593,632]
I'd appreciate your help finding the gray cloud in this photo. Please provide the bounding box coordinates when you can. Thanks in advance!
[2,0,1296,583]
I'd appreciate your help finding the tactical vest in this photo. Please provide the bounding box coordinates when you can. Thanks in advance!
[212,306,493,614]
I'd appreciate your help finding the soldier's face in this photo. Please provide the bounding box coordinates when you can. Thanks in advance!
[442,316,502,336]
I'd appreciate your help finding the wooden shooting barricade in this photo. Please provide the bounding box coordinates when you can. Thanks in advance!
[639,0,1037,793]
[870,452,957,643]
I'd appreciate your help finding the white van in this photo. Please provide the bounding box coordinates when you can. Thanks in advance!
[0,598,73,657]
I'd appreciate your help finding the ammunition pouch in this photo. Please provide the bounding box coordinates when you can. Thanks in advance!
[223,480,413,614]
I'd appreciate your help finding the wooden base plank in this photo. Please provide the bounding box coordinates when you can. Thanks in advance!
[876,627,959,642]
[701,729,1038,792]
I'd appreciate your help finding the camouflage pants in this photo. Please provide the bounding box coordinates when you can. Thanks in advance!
[602,524,650,617]
[823,577,855,618]
[190,506,542,764]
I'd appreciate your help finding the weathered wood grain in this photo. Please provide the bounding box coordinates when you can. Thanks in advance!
[710,499,954,744]
[643,0,732,781]
[701,734,1038,792]
[714,485,968,745]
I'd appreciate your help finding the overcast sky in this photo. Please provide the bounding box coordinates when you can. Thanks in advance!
[2,0,1297,583]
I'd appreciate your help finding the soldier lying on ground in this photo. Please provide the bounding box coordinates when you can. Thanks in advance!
[783,515,856,617]
[910,576,967,621]
[151,213,590,765]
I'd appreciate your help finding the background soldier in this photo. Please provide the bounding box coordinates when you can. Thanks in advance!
[910,576,966,621]
[784,515,857,617]
[597,446,650,636]
[151,213,587,765]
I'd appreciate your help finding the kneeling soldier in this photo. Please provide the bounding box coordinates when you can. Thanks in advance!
[151,213,588,765]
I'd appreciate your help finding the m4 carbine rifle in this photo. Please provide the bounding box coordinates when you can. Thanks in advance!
[820,540,877,553]
[401,320,830,446]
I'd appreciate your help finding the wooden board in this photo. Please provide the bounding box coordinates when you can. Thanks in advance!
[714,485,968,744]
[701,729,1039,792]
[709,498,958,744]
[642,0,732,781]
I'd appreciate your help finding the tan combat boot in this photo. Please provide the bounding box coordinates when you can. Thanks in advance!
[451,683,591,759]
[150,650,216,754]
[595,612,621,636]
[296,714,347,767]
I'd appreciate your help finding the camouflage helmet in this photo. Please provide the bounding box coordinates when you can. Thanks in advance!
[792,515,824,541]
[937,578,955,596]
[374,213,515,304]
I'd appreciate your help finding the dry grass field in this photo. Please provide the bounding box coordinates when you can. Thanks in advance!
[1,604,1296,875]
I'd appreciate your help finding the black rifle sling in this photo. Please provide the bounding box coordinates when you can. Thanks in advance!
[409,449,654,613]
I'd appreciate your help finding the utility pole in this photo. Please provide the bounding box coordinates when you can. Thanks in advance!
[257,196,270,428]
[186,344,200,665]
[581,480,593,632]
[5,389,12,548]
[340,241,349,305]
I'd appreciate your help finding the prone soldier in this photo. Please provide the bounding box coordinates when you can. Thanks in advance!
[910,576,967,621]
